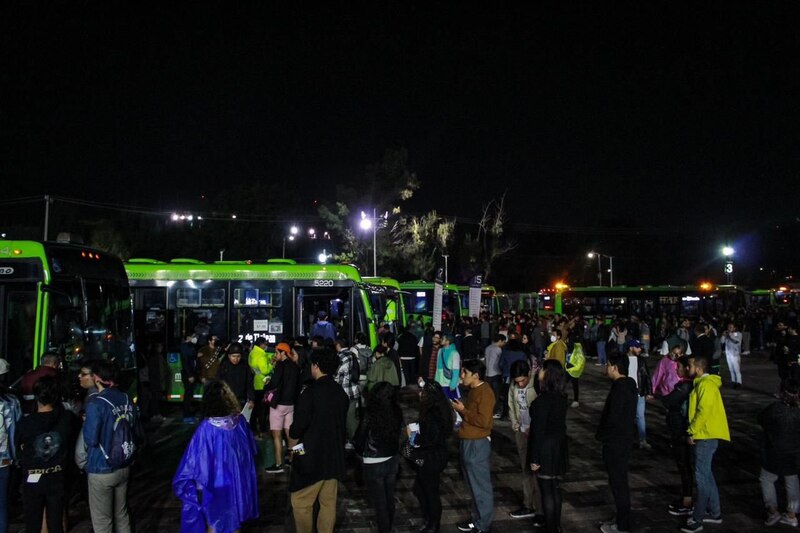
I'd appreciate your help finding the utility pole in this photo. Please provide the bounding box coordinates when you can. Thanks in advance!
[442,254,449,284]
[372,208,377,277]
[43,195,51,241]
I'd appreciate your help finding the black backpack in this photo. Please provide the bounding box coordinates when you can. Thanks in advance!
[97,394,139,469]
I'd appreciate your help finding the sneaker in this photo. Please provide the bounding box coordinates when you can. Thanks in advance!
[509,507,536,519]
[531,513,546,527]
[457,522,475,532]
[668,501,694,516]
[765,512,781,526]
[639,439,652,450]
[779,514,798,527]
[571,401,580,408]
[701,515,722,524]
[344,442,355,450]
[492,413,502,419]
[599,523,628,533]
[265,464,284,474]
[680,518,703,533]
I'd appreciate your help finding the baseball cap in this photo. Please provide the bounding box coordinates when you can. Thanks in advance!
[275,342,292,354]
[625,339,643,350]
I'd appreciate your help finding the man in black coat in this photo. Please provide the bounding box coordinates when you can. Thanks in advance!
[597,352,638,533]
[289,347,349,533]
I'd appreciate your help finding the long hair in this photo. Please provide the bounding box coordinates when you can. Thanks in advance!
[419,380,454,434]
[366,382,403,444]
[539,359,567,396]
[201,380,240,418]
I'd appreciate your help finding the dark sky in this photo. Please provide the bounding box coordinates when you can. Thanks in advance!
[3,2,800,229]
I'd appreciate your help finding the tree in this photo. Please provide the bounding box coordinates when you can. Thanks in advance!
[88,222,131,261]
[460,193,516,281]
[389,211,455,280]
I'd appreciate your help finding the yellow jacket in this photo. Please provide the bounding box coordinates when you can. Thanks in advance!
[687,374,730,441]
[248,345,273,391]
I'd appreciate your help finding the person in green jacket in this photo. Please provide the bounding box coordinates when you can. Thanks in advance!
[365,345,399,391]
[682,355,730,533]
[249,337,274,436]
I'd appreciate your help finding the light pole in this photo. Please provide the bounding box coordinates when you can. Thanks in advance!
[442,254,449,284]
[587,251,615,287]
[360,209,381,277]
[722,246,734,284]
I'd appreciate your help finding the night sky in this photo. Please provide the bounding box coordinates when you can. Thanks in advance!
[3,3,800,285]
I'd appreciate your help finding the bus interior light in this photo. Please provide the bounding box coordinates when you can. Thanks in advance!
[416,292,426,297]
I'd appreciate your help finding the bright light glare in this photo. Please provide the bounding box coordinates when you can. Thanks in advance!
[722,246,734,256]
[171,213,179,221]
[290,226,299,235]
[232,215,237,219]
[308,228,315,236]
[360,218,373,230]
[318,252,328,263]
[288,235,295,241]
[587,252,595,258]
[187,215,193,221]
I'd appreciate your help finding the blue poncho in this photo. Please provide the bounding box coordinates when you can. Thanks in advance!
[173,414,259,533]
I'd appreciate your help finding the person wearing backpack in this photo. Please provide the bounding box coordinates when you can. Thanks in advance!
[0,358,20,533]
[16,375,75,533]
[83,359,139,533]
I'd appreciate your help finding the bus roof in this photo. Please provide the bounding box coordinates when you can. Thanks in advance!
[125,259,365,282]
[363,276,402,290]
[2,240,127,282]
[400,280,462,291]
[546,285,705,293]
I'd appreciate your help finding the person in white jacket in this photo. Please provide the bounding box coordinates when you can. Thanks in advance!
[721,322,743,388]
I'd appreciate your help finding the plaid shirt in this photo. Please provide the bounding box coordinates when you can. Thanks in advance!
[335,349,361,401]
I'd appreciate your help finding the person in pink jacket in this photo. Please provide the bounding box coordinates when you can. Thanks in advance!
[652,343,683,398]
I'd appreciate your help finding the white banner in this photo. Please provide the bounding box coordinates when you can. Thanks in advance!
[432,267,444,331]
[468,274,483,318]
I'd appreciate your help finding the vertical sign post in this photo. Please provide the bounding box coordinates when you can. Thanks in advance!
[432,267,444,331]
[468,274,483,318]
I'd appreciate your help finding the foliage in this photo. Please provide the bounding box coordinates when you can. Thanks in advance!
[88,222,131,261]
[459,193,516,281]
[389,211,455,279]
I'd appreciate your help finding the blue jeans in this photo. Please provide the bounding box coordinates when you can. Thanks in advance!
[0,466,8,533]
[693,439,721,521]
[596,341,607,365]
[460,438,494,530]
[636,395,647,441]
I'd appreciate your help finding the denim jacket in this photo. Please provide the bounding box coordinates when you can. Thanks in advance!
[83,387,136,473]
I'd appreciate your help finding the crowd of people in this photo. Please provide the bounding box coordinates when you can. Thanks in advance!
[0,304,797,533]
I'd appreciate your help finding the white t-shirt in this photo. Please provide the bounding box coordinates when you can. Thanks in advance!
[628,355,639,388]
[516,387,532,432]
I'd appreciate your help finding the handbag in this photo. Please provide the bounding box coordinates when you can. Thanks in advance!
[400,439,424,467]
[263,388,279,409]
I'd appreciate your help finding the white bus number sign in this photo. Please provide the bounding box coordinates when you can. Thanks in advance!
[0,267,14,276]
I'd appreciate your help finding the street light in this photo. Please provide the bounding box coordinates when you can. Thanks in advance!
[587,251,615,287]
[283,226,301,258]
[360,209,387,277]
[722,246,735,284]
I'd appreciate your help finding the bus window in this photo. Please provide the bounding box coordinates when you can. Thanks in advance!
[681,296,701,317]
[172,283,227,347]
[82,281,134,370]
[295,286,356,343]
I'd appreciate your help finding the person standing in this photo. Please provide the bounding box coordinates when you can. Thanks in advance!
[544,329,567,367]
[179,334,199,423]
[721,322,743,389]
[20,353,59,414]
[453,360,496,533]
[173,380,258,533]
[248,337,273,437]
[265,342,300,474]
[435,334,461,396]
[595,317,610,366]
[626,340,653,449]
[508,361,542,522]
[661,356,695,517]
[218,343,255,408]
[528,359,569,533]
[484,334,506,419]
[681,355,730,533]
[197,335,223,384]
[0,368,19,533]
[758,378,800,528]
[83,360,138,533]
[397,326,420,386]
[353,382,404,533]
[289,348,349,533]
[410,380,454,533]
[310,311,337,341]
[16,376,74,533]
[366,345,400,391]
[597,352,638,533]
[334,337,362,442]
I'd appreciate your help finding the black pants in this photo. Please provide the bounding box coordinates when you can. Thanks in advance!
[252,389,267,434]
[23,471,64,533]
[413,463,445,526]
[401,358,417,385]
[363,456,399,533]
[487,376,503,416]
[182,379,196,418]
[671,436,693,500]
[569,375,580,402]
[537,476,562,533]
[603,443,631,531]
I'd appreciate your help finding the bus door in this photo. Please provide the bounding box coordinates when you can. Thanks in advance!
[0,284,38,383]
[294,281,361,344]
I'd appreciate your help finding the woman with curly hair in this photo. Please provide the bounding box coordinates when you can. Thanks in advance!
[353,381,404,533]
[173,380,258,533]
[411,379,455,533]
[528,359,569,533]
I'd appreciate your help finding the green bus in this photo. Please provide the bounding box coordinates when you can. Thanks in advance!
[363,277,406,333]
[125,258,378,400]
[457,284,500,317]
[399,280,462,328]
[537,285,735,319]
[497,292,539,313]
[0,240,135,389]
